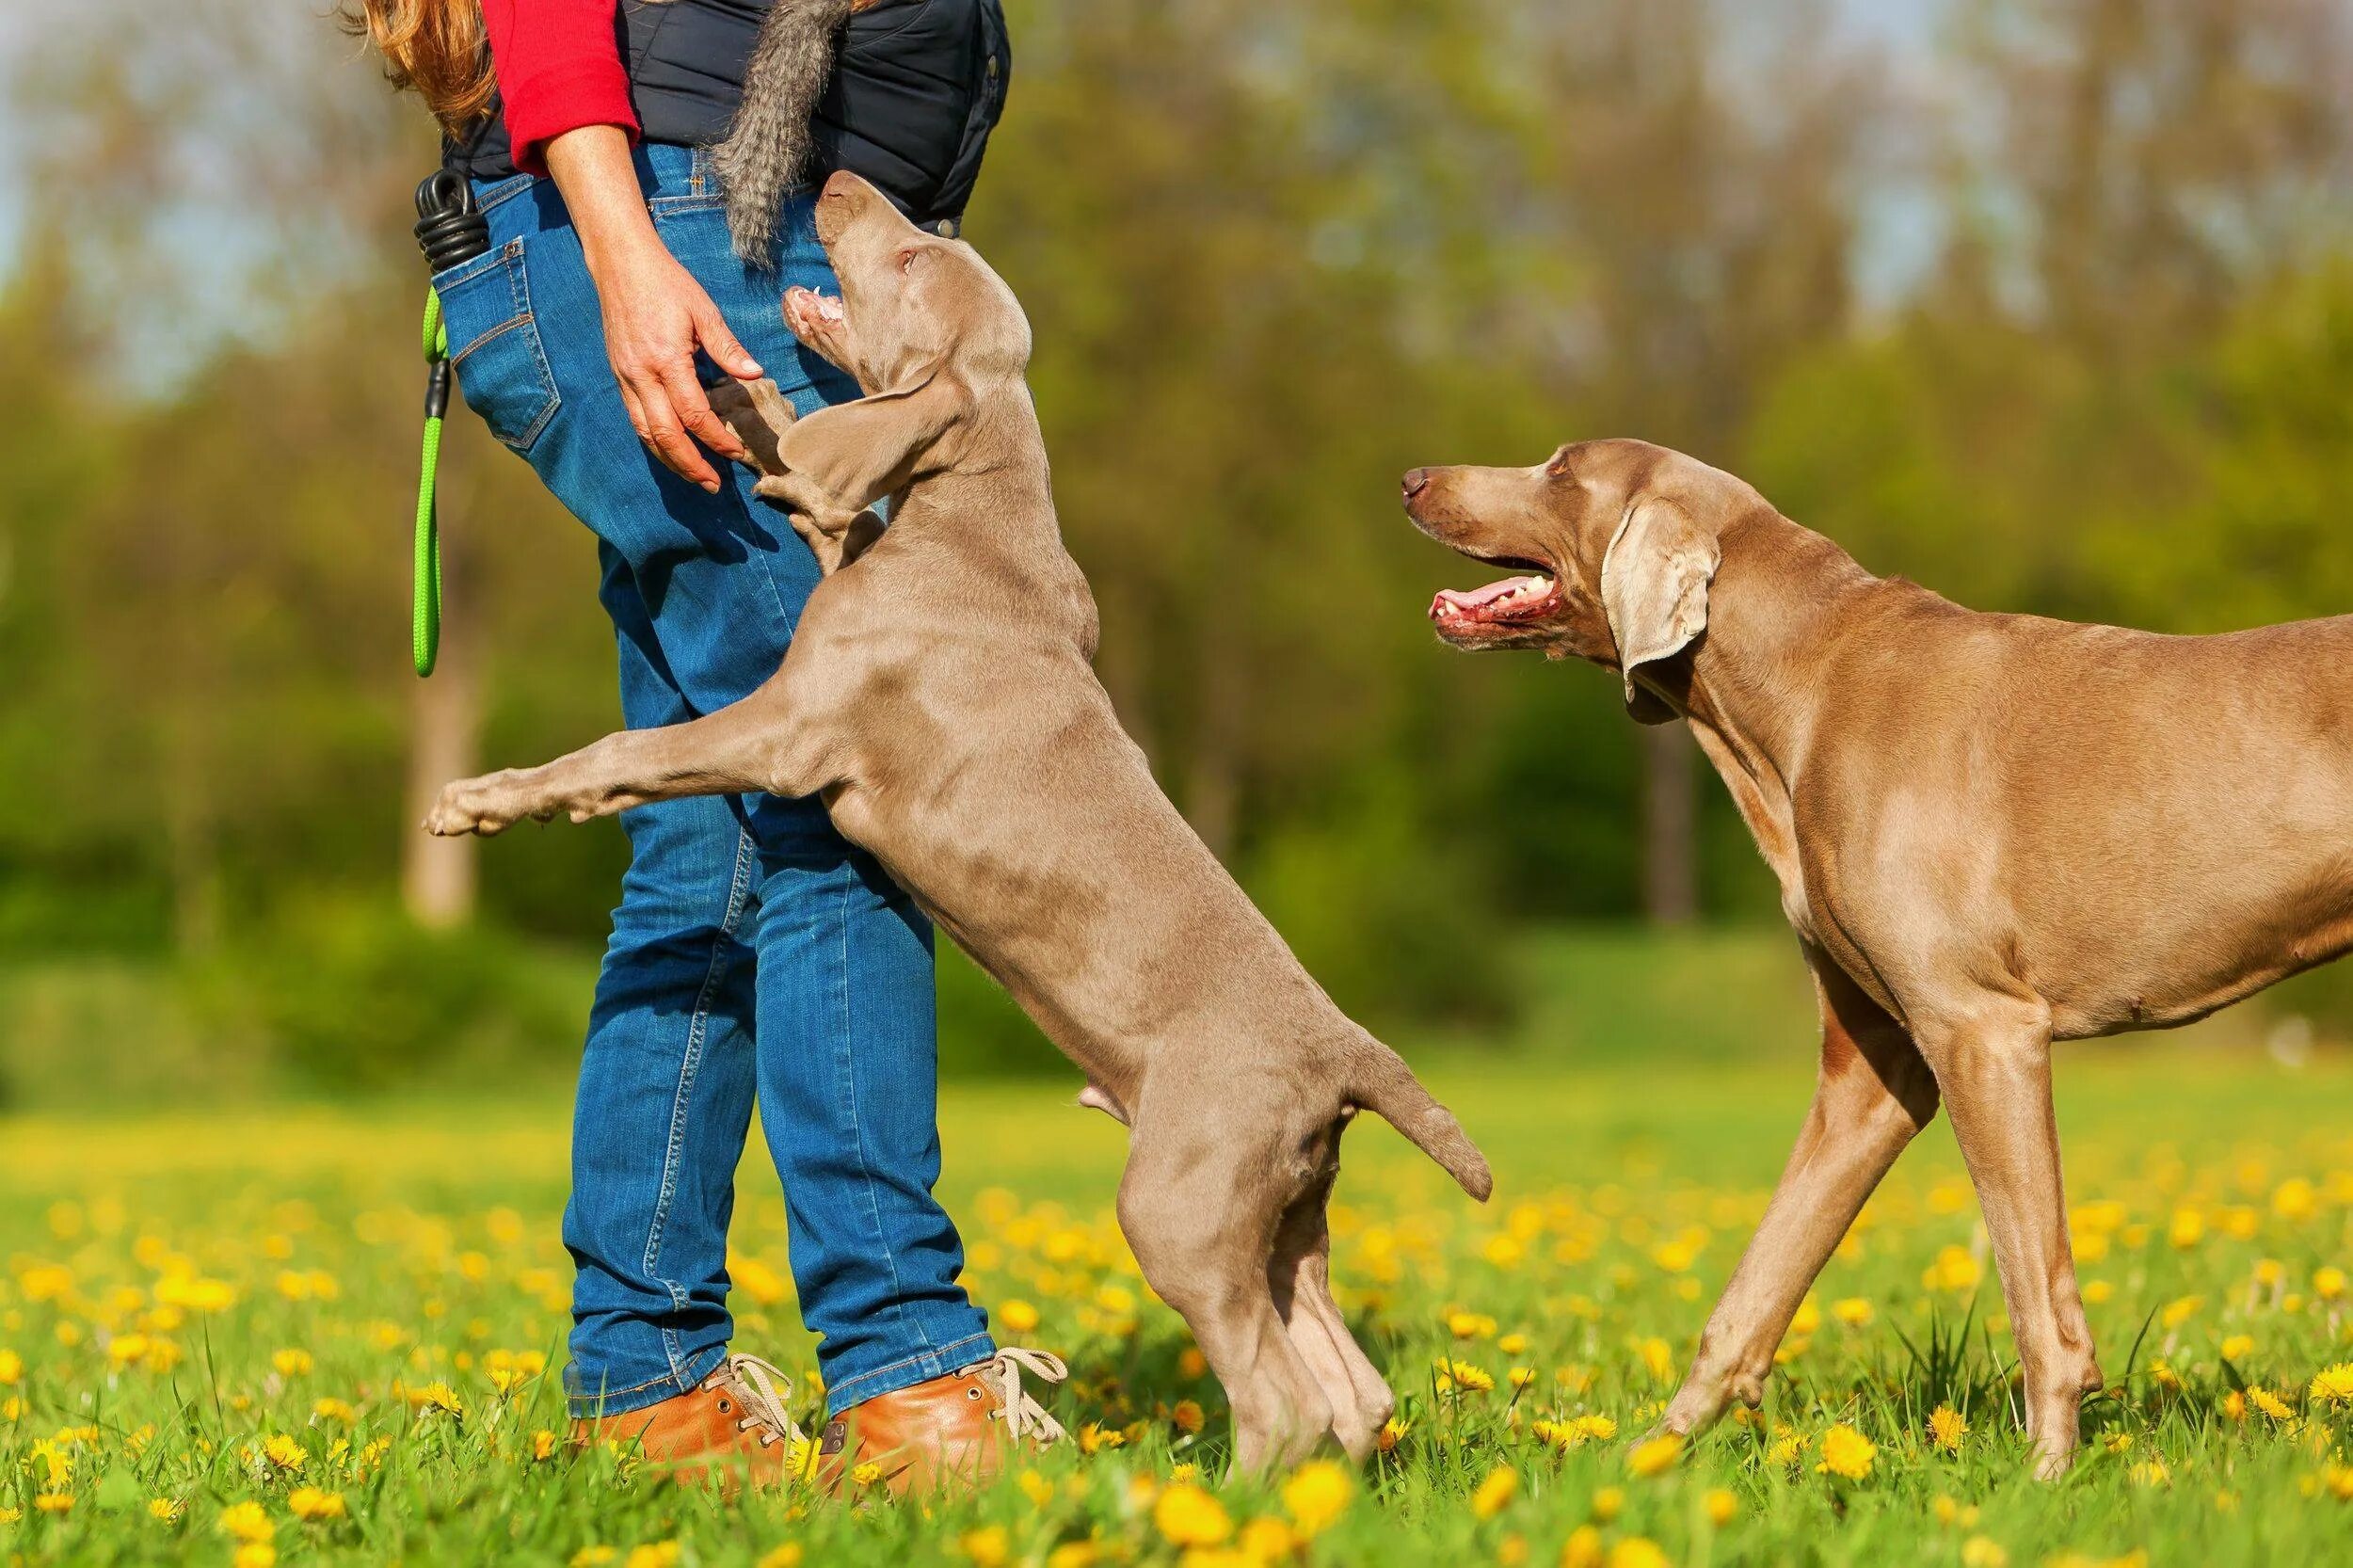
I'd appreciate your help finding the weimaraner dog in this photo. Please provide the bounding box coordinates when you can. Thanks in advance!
[426,170,1492,1471]
[1404,438,2353,1475]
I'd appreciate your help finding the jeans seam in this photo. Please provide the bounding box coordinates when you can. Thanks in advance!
[568,1342,729,1419]
[830,866,932,1361]
[826,1331,997,1412]
[640,824,760,1384]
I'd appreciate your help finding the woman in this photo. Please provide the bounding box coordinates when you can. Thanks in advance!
[352,0,1057,1495]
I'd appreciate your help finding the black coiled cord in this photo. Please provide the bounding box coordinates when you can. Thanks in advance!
[413,171,490,274]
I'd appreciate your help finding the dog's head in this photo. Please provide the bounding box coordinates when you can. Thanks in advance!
[1402,440,1759,723]
[783,170,1032,400]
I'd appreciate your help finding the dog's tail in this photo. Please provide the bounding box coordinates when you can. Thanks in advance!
[712,0,856,262]
[1351,1045,1494,1202]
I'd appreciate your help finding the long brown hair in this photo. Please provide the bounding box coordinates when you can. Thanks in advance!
[341,0,495,133]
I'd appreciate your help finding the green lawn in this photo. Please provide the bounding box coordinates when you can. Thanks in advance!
[4,1046,2352,1564]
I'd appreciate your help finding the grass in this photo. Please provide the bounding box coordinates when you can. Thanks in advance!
[4,1045,2353,1565]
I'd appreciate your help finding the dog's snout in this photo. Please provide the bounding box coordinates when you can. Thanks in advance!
[1401,469,1433,502]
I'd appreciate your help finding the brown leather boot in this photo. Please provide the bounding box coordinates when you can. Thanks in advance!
[568,1352,808,1492]
[817,1348,1068,1498]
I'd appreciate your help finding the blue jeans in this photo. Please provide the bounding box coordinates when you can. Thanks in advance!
[438,144,992,1417]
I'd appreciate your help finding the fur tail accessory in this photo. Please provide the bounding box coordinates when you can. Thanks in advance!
[712,0,856,261]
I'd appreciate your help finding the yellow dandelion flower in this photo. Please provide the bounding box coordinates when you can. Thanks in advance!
[1283,1460,1352,1537]
[1154,1483,1232,1547]
[1241,1517,1296,1560]
[1831,1297,1874,1328]
[850,1461,884,1488]
[2320,1464,2353,1502]
[1076,1421,1124,1453]
[571,1549,617,1568]
[2249,1386,2295,1421]
[958,1525,1010,1567]
[1961,1538,2009,1568]
[2223,1391,2248,1421]
[1703,1487,1737,1527]
[2318,1267,2349,1301]
[1376,1416,1407,1453]
[2169,1209,2205,1249]
[1573,1413,1618,1442]
[1590,1485,1625,1523]
[150,1497,184,1523]
[34,1493,73,1514]
[625,1544,680,1568]
[1449,1310,1499,1340]
[0,1506,18,1525]
[312,1397,357,1423]
[532,1429,559,1462]
[1172,1398,1205,1433]
[272,1349,313,1378]
[997,1300,1041,1335]
[2310,1364,2353,1407]
[263,1434,307,1471]
[1626,1433,1682,1477]
[287,1487,344,1522]
[1509,1365,1539,1391]
[1766,1431,1806,1467]
[0,1349,19,1385]
[1636,1338,1675,1382]
[233,1546,277,1568]
[757,1547,804,1568]
[2160,1296,2202,1330]
[2221,1335,2254,1363]
[219,1500,275,1544]
[1470,1466,1519,1520]
[1499,1333,1529,1357]
[1791,1296,1823,1335]
[1436,1358,1495,1394]
[1608,1539,1668,1568]
[1817,1424,1875,1480]
[1922,1245,1981,1293]
[2131,1459,2170,1488]
[1560,1526,1605,1568]
[1016,1468,1053,1509]
[1929,1405,1968,1451]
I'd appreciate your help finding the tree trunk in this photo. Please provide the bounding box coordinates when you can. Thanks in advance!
[401,650,481,929]
[1641,720,1698,926]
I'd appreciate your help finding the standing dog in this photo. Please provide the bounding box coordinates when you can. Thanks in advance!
[426,171,1492,1470]
[1404,437,2353,1475]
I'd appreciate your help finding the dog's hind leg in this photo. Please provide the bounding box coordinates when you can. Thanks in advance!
[424,680,822,838]
[1657,949,1940,1441]
[1119,1140,1333,1473]
[1912,993,2097,1479]
[1269,1173,1393,1463]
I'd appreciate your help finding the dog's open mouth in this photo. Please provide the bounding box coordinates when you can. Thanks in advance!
[785,287,847,330]
[1429,564,1561,632]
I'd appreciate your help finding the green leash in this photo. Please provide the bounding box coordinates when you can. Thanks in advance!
[412,289,449,678]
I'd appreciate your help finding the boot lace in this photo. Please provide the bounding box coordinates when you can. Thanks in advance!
[973,1347,1069,1446]
[702,1352,805,1449]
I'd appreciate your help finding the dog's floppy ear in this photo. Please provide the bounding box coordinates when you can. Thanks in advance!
[773,357,967,514]
[1600,494,1720,716]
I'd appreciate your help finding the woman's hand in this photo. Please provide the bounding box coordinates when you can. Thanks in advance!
[545,125,762,492]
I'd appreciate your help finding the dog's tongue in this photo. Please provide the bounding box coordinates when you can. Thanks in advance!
[1434,575,1545,614]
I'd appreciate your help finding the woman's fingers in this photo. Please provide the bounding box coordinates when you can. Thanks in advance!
[661,360,750,472]
[692,296,764,383]
[629,374,723,492]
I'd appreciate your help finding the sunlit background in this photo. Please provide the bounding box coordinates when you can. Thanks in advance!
[2,0,2350,1106]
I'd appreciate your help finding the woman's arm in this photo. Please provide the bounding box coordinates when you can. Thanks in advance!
[544,127,761,491]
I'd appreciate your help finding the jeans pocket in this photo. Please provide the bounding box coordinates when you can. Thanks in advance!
[436,238,560,454]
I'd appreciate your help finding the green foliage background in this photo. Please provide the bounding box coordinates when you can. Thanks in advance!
[1,0,2350,1102]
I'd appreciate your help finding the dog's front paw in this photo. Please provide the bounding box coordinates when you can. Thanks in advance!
[708,376,796,474]
[424,774,525,838]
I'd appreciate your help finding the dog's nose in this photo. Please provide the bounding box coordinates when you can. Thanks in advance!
[1401,469,1432,501]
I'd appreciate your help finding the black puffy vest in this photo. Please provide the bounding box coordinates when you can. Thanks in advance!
[449,0,1010,231]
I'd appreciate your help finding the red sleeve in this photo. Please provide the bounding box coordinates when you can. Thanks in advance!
[480,0,640,176]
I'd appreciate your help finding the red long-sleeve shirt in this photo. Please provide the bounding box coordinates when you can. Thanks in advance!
[480,0,640,176]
